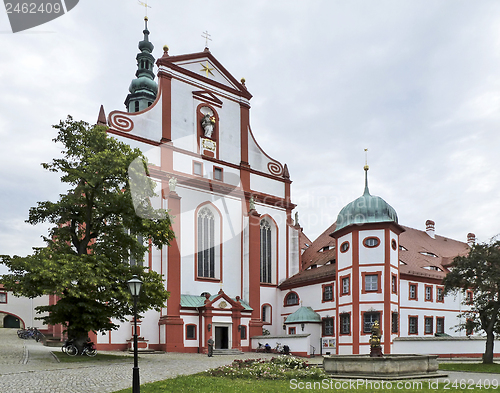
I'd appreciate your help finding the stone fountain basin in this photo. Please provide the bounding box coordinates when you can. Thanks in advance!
[324,354,439,377]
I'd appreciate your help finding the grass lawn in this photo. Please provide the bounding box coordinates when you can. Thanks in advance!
[439,362,500,373]
[111,374,489,393]
[52,351,131,363]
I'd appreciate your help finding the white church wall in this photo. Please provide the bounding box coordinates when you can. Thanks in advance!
[216,99,241,165]
[111,135,161,167]
[109,98,162,143]
[358,229,385,264]
[170,80,197,151]
[183,314,199,348]
[250,173,285,199]
[173,186,243,298]
[256,206,288,286]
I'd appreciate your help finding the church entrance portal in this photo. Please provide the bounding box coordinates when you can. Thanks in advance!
[214,326,229,349]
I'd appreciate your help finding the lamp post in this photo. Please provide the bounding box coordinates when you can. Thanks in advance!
[127,275,143,393]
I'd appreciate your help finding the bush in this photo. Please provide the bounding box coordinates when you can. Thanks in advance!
[205,356,327,380]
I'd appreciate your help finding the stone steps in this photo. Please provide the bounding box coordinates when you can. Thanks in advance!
[212,349,244,356]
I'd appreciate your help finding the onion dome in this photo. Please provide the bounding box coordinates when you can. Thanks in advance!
[334,166,398,232]
[125,17,158,113]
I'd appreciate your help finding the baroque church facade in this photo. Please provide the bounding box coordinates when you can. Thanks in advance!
[10,20,484,357]
[94,19,302,354]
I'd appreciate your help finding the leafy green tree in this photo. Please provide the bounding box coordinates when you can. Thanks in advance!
[443,237,500,364]
[1,116,173,344]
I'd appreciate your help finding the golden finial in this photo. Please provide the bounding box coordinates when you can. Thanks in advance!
[364,148,369,171]
[240,77,246,85]
[163,44,169,52]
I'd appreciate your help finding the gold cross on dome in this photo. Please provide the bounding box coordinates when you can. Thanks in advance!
[200,61,214,77]
[138,0,151,17]
[202,30,212,47]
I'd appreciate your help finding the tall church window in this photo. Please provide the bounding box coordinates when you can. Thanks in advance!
[134,101,139,112]
[261,304,272,323]
[260,219,272,283]
[197,207,215,278]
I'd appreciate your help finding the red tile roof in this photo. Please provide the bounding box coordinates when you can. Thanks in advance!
[399,225,469,279]
[300,230,313,253]
[279,262,336,289]
[301,222,337,270]
[298,221,470,282]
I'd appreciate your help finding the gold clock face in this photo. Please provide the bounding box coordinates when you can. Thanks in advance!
[219,301,227,309]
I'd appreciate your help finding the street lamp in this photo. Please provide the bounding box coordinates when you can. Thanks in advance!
[127,275,143,393]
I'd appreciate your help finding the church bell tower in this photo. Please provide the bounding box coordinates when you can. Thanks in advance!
[124,16,158,113]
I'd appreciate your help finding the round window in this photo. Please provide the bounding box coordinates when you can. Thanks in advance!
[391,239,397,250]
[364,237,380,248]
[340,241,350,253]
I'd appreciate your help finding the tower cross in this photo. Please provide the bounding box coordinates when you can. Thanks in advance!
[202,30,212,48]
[138,0,151,17]
[364,148,369,171]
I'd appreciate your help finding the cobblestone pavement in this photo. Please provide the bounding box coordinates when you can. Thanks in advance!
[0,329,277,393]
[2,329,500,392]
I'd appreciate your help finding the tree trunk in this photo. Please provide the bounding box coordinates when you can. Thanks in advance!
[483,330,495,364]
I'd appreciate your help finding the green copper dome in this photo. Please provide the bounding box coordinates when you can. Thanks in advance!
[125,17,158,113]
[284,306,321,324]
[334,167,398,232]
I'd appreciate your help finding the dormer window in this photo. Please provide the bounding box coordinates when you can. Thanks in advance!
[420,251,438,258]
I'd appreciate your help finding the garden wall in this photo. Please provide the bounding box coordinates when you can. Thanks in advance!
[251,334,311,357]
[393,336,500,358]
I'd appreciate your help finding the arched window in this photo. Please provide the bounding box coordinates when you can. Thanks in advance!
[260,219,272,283]
[197,207,215,278]
[285,292,299,306]
[261,304,272,324]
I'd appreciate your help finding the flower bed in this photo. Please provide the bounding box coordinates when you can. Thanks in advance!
[205,356,327,380]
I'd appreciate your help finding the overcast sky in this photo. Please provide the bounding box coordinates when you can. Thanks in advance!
[1,1,499,274]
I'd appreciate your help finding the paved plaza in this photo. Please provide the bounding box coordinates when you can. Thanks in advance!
[1,328,500,392]
[0,329,277,393]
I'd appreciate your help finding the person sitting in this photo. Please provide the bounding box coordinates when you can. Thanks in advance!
[264,343,271,353]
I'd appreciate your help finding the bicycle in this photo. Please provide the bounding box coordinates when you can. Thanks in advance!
[63,339,97,357]
[17,327,44,342]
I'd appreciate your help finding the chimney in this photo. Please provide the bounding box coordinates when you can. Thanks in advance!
[425,220,435,239]
[467,233,476,247]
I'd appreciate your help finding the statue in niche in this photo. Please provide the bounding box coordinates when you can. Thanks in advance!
[201,113,216,138]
